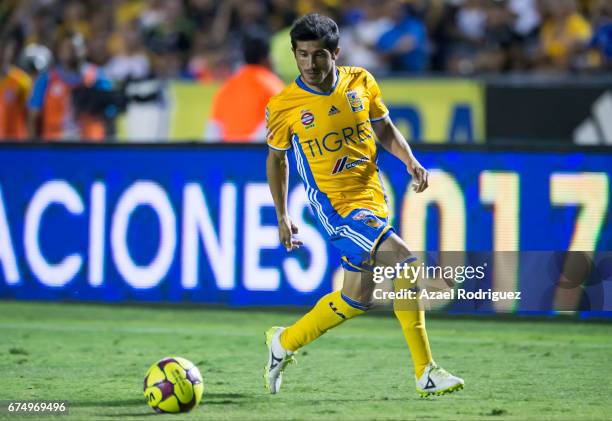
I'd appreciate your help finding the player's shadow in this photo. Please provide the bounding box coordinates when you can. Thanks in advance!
[93,394,249,417]
[103,413,158,418]
[203,392,248,405]
[71,398,144,407]
[72,398,159,417]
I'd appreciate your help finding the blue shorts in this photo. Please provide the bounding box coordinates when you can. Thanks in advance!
[326,209,395,272]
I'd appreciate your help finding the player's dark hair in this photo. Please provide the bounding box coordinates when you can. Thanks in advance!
[290,13,339,53]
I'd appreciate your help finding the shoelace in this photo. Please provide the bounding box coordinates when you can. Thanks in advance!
[431,365,453,379]
[280,354,297,371]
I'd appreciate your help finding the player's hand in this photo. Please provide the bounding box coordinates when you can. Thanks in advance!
[407,159,429,193]
[278,216,303,252]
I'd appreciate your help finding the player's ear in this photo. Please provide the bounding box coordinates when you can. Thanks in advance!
[332,47,340,60]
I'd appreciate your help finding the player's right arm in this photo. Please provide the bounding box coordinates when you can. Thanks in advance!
[265,101,303,252]
[266,148,302,251]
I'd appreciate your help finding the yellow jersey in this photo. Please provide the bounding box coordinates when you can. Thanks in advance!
[266,66,389,219]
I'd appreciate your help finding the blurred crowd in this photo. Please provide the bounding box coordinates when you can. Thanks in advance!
[0,0,610,142]
[2,0,610,78]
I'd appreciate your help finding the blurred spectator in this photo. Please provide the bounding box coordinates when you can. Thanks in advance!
[268,0,298,33]
[141,0,195,78]
[0,38,32,141]
[106,19,168,142]
[112,0,146,28]
[448,0,487,73]
[509,0,540,37]
[86,4,113,66]
[14,2,58,48]
[506,0,541,70]
[187,30,232,82]
[538,0,592,71]
[19,43,53,75]
[205,31,284,142]
[208,0,273,70]
[1,0,609,80]
[426,0,456,71]
[456,0,488,43]
[106,20,150,82]
[58,0,91,40]
[28,33,115,141]
[0,0,608,142]
[588,0,612,70]
[339,0,393,74]
[121,72,169,142]
[268,0,299,82]
[186,0,218,29]
[375,0,429,73]
[474,0,515,72]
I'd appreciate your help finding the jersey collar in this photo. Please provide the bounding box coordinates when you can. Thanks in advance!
[295,68,339,96]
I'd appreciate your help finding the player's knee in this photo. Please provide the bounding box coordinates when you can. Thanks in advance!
[377,234,413,266]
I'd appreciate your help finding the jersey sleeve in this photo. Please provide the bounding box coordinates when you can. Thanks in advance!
[265,100,292,150]
[364,70,389,122]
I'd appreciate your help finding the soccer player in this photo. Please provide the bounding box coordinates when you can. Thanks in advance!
[264,13,464,397]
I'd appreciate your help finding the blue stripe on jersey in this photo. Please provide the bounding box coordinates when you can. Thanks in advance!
[292,134,336,235]
[292,134,376,254]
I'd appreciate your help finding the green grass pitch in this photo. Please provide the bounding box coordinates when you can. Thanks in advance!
[1,301,611,420]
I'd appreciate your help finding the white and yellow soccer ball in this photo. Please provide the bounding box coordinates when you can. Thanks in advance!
[143,357,203,413]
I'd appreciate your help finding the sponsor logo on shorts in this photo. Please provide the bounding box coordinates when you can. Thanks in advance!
[353,210,383,228]
[364,217,382,228]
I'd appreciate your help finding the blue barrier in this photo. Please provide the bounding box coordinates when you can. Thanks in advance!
[0,145,610,310]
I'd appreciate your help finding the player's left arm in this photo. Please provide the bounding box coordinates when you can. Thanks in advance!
[372,116,429,193]
[365,70,428,193]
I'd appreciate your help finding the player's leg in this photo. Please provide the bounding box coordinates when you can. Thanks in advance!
[279,268,372,351]
[264,268,372,394]
[375,233,433,378]
[375,233,464,396]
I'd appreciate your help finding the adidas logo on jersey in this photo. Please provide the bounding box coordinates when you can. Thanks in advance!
[328,105,340,116]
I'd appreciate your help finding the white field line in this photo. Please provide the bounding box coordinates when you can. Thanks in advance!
[0,322,610,349]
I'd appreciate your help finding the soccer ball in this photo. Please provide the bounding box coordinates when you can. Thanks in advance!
[143,357,203,413]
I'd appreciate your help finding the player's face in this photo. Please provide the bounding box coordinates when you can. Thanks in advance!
[293,40,339,87]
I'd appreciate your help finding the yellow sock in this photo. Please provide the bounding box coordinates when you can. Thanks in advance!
[280,290,366,352]
[393,261,433,378]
